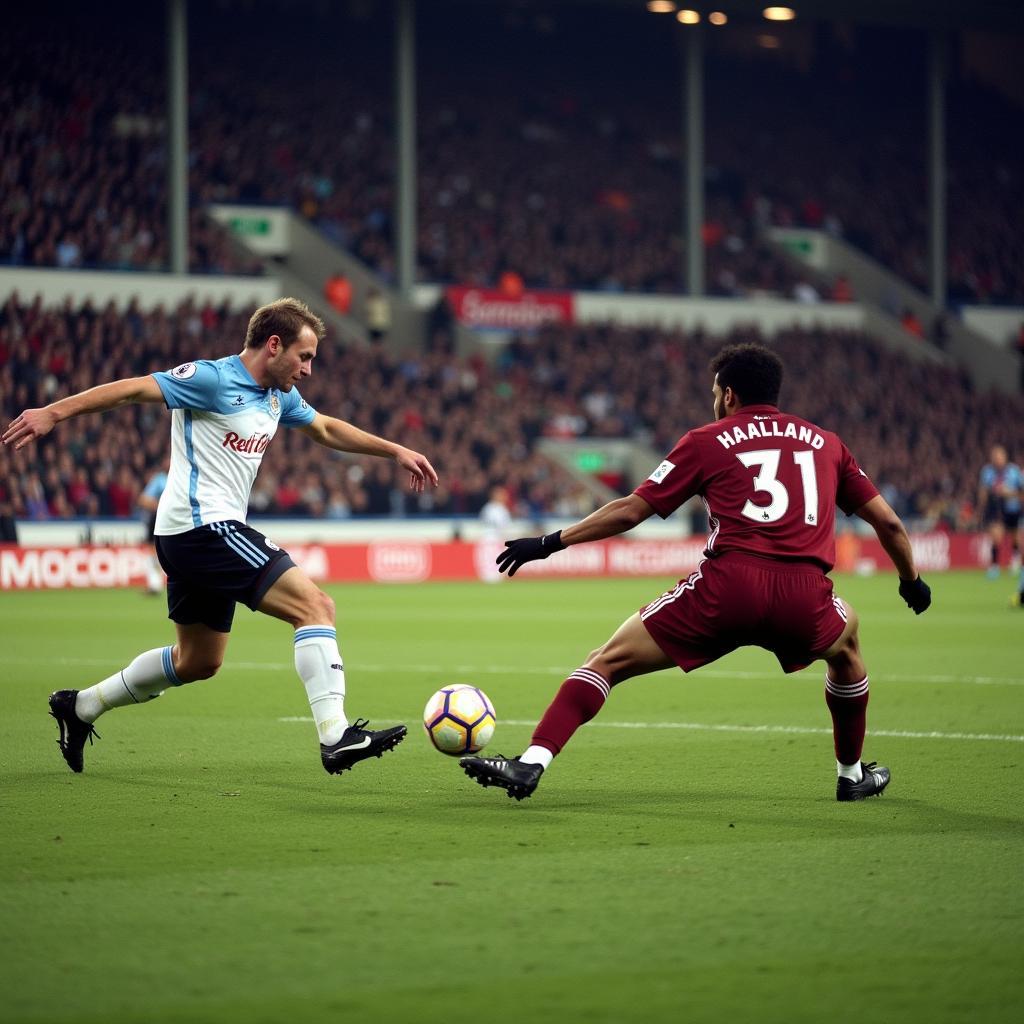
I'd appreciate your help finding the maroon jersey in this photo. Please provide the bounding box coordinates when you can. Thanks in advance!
[634,404,878,571]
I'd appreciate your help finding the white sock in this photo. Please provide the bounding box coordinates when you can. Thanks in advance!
[75,646,181,723]
[294,625,348,745]
[837,760,863,782]
[520,745,553,770]
[146,557,165,593]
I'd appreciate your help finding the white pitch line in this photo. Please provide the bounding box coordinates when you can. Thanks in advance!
[2,655,1023,687]
[278,715,1024,744]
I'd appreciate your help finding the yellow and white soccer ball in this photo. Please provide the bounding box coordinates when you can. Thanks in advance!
[423,685,496,756]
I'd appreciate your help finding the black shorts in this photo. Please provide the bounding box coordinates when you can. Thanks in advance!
[984,497,1022,530]
[155,521,296,633]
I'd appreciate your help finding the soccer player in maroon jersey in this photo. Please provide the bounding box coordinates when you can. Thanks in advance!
[461,344,931,802]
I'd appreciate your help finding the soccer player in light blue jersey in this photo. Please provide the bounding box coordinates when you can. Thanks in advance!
[978,445,1023,578]
[138,462,168,595]
[3,298,439,777]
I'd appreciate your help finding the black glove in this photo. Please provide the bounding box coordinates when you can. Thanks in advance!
[496,531,565,577]
[899,575,931,614]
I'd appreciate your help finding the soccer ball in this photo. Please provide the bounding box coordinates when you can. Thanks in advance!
[423,685,496,756]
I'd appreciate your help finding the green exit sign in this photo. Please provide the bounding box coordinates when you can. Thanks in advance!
[228,216,271,236]
[782,236,812,256]
[575,452,607,473]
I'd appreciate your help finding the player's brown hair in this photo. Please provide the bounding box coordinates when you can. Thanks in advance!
[710,344,783,406]
[245,298,326,349]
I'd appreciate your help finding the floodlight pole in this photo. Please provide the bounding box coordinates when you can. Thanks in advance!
[395,0,417,301]
[167,0,189,276]
[927,30,947,310]
[683,26,705,297]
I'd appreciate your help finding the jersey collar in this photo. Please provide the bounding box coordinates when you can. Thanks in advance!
[734,404,780,416]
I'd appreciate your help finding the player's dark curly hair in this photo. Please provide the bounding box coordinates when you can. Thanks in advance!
[709,344,784,406]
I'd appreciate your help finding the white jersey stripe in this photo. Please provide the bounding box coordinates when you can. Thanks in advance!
[183,411,202,528]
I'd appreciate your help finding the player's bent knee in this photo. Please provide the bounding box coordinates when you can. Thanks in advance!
[176,657,223,683]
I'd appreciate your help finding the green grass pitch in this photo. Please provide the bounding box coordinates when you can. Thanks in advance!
[1,572,1021,1024]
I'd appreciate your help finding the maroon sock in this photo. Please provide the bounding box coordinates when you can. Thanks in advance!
[825,674,869,764]
[531,668,610,756]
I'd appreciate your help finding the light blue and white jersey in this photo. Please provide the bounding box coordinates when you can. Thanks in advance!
[141,471,168,501]
[152,355,317,535]
[980,462,1023,514]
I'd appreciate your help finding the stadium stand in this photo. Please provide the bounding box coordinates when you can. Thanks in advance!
[3,297,1022,527]
[7,5,1019,303]
[0,15,259,276]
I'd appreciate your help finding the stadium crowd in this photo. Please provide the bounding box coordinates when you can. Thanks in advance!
[3,296,1022,530]
[2,6,1020,303]
[0,20,258,276]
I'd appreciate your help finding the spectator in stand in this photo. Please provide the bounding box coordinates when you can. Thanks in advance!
[831,275,853,303]
[365,287,391,344]
[324,273,353,316]
[900,309,924,339]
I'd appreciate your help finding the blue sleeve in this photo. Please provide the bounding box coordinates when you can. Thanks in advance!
[153,360,222,411]
[280,387,317,427]
[980,466,994,487]
[142,473,167,499]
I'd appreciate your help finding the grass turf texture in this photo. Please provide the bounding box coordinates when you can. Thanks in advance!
[1,572,1021,1024]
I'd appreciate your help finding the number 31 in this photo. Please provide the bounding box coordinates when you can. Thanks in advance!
[736,449,819,526]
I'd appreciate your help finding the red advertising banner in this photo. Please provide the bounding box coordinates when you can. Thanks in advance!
[445,286,574,330]
[0,533,993,591]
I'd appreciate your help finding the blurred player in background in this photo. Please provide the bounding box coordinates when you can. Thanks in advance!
[137,462,168,595]
[462,344,931,803]
[977,444,1022,578]
[477,484,514,583]
[3,298,438,778]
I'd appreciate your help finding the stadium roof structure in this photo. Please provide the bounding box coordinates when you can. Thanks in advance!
[537,0,1024,32]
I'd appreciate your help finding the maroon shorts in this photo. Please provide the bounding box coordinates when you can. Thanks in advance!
[639,552,848,675]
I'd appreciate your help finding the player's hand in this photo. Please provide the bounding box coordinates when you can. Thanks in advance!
[394,446,439,492]
[496,531,565,577]
[898,575,931,614]
[2,407,58,450]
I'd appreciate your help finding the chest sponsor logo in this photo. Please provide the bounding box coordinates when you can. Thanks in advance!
[648,460,675,484]
[222,431,271,455]
[171,362,197,379]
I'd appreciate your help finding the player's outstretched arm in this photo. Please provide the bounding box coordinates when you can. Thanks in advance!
[854,494,931,613]
[497,494,655,576]
[2,376,165,451]
[300,413,439,492]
